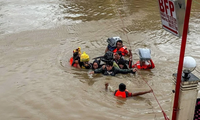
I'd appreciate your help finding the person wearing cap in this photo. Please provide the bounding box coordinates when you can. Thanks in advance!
[113,40,130,56]
[89,60,137,76]
[113,83,152,98]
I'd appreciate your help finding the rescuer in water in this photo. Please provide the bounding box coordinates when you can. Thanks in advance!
[105,83,152,98]
[105,37,130,56]
[132,48,155,70]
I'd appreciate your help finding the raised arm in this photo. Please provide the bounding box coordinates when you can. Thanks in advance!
[150,59,155,69]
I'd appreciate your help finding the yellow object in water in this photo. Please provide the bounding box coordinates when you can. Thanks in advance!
[80,52,89,62]
[73,47,81,55]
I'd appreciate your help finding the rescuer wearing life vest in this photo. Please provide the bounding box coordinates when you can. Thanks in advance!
[112,83,152,98]
[132,48,155,70]
[113,40,130,56]
[132,59,155,70]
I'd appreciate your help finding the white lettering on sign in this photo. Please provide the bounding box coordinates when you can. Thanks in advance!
[158,0,179,36]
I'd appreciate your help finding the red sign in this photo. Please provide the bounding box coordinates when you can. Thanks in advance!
[158,0,179,36]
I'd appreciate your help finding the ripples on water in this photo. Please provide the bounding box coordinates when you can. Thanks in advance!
[0,0,200,120]
[0,0,160,35]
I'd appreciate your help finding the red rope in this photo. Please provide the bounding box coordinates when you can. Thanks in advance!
[114,0,132,50]
[113,0,134,68]
[114,1,170,119]
[138,71,170,120]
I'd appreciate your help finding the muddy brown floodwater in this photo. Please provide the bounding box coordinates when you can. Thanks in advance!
[0,0,200,120]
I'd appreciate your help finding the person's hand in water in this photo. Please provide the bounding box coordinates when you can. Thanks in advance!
[105,83,113,92]
[132,68,137,72]
[89,71,94,74]
[105,83,109,90]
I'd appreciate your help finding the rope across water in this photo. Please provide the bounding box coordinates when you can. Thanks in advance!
[113,1,169,119]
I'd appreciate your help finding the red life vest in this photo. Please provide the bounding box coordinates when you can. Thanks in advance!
[133,61,152,69]
[70,57,78,68]
[113,46,128,56]
[114,90,128,98]
[137,61,147,69]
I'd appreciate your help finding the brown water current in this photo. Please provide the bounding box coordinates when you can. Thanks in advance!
[0,0,200,120]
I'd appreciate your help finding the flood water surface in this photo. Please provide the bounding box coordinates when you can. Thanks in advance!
[0,0,200,120]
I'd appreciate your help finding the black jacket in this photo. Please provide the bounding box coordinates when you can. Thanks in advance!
[94,66,135,76]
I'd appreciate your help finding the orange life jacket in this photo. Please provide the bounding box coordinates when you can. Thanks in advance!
[70,57,78,68]
[113,46,128,56]
[114,90,128,98]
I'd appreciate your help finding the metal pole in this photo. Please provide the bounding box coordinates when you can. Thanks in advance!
[172,0,193,120]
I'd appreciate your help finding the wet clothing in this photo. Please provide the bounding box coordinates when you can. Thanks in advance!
[70,56,91,69]
[91,59,102,70]
[70,57,90,69]
[79,60,91,69]
[94,66,135,76]
[70,51,81,68]
[115,58,132,69]
[70,57,78,67]
[113,61,120,68]
[132,59,155,69]
[113,46,128,56]
[114,90,132,98]
[107,44,116,51]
